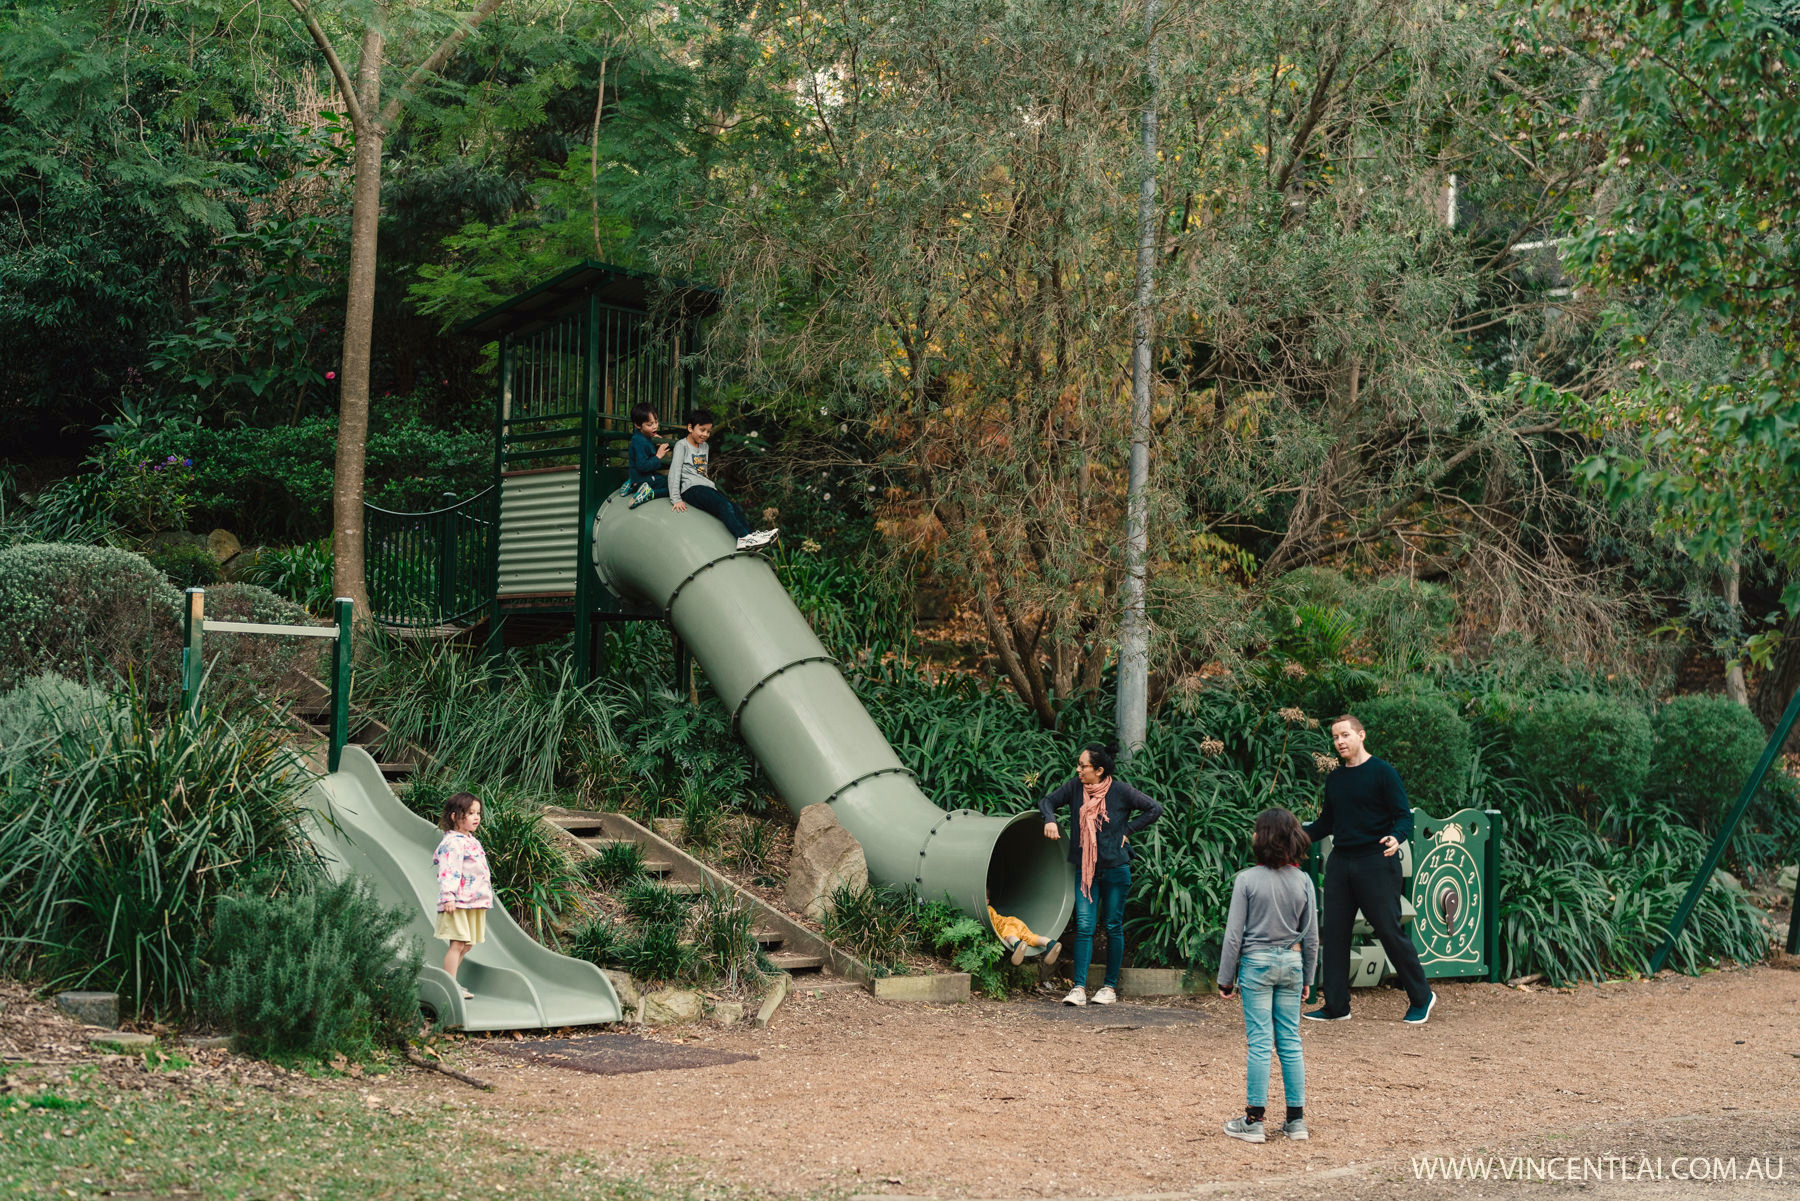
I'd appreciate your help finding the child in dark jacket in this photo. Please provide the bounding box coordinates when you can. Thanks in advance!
[626,404,671,507]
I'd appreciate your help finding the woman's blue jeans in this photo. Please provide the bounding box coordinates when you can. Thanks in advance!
[1238,947,1305,1108]
[1071,863,1130,990]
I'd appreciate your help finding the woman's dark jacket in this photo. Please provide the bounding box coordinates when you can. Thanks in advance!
[1036,777,1163,869]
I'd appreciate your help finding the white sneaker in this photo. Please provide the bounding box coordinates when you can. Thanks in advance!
[735,535,754,550]
[1062,986,1088,1007]
[1091,985,1117,1005]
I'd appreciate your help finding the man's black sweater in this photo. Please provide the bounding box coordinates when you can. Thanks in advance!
[1302,756,1413,852]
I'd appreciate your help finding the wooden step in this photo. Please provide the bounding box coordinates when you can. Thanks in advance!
[753,930,785,946]
[377,761,417,778]
[766,951,824,973]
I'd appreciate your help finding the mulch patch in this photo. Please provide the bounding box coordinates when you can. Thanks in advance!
[1009,999,1209,1029]
[482,1033,758,1077]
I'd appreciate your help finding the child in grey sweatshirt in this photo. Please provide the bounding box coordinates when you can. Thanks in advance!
[1218,808,1319,1144]
[669,408,778,551]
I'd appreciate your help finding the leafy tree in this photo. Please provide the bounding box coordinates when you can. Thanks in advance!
[284,0,511,612]
[1522,0,1800,726]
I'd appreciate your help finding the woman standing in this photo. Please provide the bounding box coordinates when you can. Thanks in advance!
[1039,744,1163,1005]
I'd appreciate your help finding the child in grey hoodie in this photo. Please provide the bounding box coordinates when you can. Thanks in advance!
[1217,807,1319,1144]
[669,408,778,551]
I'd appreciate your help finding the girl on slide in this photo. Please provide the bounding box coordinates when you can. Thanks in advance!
[434,792,494,1000]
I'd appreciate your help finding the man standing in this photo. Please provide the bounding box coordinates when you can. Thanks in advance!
[1301,715,1436,1024]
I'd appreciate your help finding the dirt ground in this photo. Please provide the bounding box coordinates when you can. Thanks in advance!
[399,964,1800,1199]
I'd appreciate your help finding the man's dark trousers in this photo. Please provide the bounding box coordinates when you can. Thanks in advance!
[1320,846,1431,1015]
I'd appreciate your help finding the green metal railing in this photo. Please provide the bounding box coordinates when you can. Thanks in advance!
[365,488,497,628]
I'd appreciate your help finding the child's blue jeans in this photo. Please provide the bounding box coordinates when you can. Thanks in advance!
[1071,863,1130,990]
[680,485,751,538]
[1238,946,1305,1108]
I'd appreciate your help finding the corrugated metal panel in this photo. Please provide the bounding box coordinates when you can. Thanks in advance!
[498,470,581,596]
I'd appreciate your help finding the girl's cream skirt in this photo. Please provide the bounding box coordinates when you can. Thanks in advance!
[434,907,488,944]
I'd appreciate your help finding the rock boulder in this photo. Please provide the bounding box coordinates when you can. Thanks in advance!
[782,803,867,920]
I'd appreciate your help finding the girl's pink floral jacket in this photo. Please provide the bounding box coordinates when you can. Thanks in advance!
[433,831,494,912]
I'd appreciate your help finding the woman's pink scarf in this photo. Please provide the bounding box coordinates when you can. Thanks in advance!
[1078,779,1110,900]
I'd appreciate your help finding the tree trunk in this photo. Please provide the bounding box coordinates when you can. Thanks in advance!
[330,27,385,615]
[1723,556,1749,708]
[1115,0,1159,759]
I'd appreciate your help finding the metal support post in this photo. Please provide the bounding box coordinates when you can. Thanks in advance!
[671,629,691,702]
[1650,679,1800,974]
[1483,809,1503,982]
[181,587,205,715]
[437,492,458,619]
[328,597,353,772]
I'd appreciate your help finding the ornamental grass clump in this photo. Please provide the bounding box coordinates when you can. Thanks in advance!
[0,680,319,1017]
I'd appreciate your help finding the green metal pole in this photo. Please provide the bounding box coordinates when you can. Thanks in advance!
[437,492,457,621]
[181,587,205,715]
[1787,871,1800,956]
[328,597,353,773]
[1649,680,1800,974]
[1483,808,1503,983]
[573,300,601,686]
[486,335,510,664]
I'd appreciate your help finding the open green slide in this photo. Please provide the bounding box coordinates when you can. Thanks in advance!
[304,745,621,1031]
[592,491,1076,939]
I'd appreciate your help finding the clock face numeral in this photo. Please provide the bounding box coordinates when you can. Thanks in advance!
[1412,838,1483,968]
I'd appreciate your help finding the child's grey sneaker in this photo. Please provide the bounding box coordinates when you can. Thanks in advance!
[1042,939,1062,967]
[1007,938,1028,966]
[1281,1118,1309,1140]
[1222,1118,1266,1143]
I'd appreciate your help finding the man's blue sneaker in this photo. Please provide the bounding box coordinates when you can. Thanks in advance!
[1302,1007,1350,1021]
[1402,991,1437,1024]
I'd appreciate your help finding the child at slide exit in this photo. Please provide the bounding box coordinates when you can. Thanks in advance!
[434,792,494,1001]
[988,900,1062,966]
[670,407,780,551]
[1216,807,1319,1144]
[625,403,671,507]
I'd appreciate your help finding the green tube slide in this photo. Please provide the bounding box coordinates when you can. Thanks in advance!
[305,745,621,1031]
[592,492,1076,938]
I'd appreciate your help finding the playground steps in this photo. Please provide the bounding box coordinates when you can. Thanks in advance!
[543,808,872,988]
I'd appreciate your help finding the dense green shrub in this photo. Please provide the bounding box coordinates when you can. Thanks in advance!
[146,540,220,589]
[1647,694,1766,827]
[242,538,333,615]
[0,673,109,752]
[0,543,179,690]
[1355,692,1472,811]
[0,683,318,1015]
[478,795,585,941]
[1513,692,1653,812]
[132,418,487,541]
[201,583,331,700]
[1347,577,1456,671]
[204,877,422,1061]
